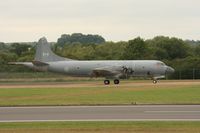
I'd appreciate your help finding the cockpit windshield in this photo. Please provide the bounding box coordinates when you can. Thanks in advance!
[156,62,166,66]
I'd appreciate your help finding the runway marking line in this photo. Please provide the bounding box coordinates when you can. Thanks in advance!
[0,119,200,123]
[145,111,200,113]
[0,105,200,109]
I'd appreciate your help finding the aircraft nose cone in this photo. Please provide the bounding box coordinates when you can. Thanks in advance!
[166,66,175,74]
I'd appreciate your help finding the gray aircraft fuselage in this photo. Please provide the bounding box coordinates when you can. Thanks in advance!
[24,60,173,79]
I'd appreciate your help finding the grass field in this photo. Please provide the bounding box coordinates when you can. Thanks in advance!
[0,121,200,133]
[0,81,200,106]
[0,72,101,83]
[0,81,199,133]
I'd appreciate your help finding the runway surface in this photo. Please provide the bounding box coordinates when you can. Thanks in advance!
[0,105,200,122]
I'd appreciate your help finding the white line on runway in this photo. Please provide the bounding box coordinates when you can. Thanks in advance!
[0,105,200,109]
[145,111,200,113]
[0,119,200,123]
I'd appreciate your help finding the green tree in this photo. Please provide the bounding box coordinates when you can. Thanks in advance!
[123,37,148,60]
[148,36,189,60]
[57,33,105,47]
[0,42,6,50]
[194,44,200,57]
[10,43,32,56]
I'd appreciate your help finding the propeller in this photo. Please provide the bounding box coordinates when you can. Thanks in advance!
[122,66,134,79]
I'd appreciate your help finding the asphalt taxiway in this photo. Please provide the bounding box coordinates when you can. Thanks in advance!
[0,105,200,122]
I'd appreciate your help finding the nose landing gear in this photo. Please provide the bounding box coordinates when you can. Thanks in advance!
[153,80,158,84]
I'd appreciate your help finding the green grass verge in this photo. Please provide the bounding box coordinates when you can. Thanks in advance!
[0,84,200,106]
[0,72,103,83]
[0,72,65,79]
[0,121,200,133]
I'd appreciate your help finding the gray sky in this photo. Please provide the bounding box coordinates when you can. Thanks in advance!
[0,0,199,42]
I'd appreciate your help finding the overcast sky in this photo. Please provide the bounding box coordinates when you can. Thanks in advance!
[0,0,199,42]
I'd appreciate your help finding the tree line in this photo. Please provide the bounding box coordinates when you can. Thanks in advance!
[0,33,200,79]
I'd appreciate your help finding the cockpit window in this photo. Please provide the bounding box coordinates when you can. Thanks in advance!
[156,62,165,66]
[161,63,165,66]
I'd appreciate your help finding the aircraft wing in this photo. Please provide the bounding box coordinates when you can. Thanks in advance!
[92,65,133,78]
[93,67,118,77]
[153,75,165,79]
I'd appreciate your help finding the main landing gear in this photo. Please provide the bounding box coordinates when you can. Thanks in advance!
[104,79,120,85]
[153,80,158,84]
[114,79,120,84]
[104,80,110,85]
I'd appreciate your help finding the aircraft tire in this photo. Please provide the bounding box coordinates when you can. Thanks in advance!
[104,80,110,85]
[114,79,120,84]
[153,80,157,84]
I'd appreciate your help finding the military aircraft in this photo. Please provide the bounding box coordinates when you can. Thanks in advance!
[10,37,174,85]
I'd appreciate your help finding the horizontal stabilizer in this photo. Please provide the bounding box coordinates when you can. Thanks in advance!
[32,60,49,66]
[8,62,47,71]
[8,62,29,65]
[8,62,34,69]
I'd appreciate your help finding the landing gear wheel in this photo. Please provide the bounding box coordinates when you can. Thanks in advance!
[114,79,120,85]
[104,80,110,85]
[153,80,157,84]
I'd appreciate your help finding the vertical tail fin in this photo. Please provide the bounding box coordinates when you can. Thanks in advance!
[34,37,72,62]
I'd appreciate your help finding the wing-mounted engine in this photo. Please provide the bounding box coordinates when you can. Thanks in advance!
[121,66,134,78]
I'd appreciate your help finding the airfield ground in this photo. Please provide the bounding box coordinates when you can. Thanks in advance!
[0,121,200,133]
[0,80,200,106]
[0,80,200,132]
